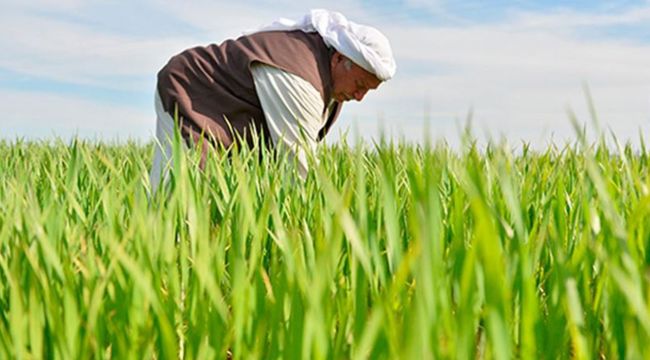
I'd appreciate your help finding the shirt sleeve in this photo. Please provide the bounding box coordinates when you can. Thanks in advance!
[250,63,325,179]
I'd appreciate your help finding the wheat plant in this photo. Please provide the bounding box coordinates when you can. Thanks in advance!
[0,133,648,359]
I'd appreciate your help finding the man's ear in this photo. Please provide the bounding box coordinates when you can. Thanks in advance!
[331,51,343,66]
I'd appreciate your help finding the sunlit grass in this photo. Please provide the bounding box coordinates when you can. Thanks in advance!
[0,132,648,359]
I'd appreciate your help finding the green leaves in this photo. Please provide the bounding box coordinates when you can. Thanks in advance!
[0,136,648,358]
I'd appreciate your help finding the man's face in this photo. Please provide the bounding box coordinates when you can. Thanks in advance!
[330,52,382,103]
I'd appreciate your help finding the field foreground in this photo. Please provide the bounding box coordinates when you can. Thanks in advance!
[0,138,649,359]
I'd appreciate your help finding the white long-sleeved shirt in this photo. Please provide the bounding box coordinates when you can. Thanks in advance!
[251,63,336,178]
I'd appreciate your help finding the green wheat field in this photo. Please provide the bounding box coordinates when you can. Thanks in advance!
[1,130,649,359]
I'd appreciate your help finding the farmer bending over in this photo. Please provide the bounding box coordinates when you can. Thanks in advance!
[150,9,396,192]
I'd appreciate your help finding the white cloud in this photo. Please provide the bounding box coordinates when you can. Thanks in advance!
[402,0,446,13]
[0,90,153,140]
[150,0,376,36]
[509,6,650,30]
[0,1,377,90]
[10,0,88,12]
[329,13,650,147]
[0,12,193,91]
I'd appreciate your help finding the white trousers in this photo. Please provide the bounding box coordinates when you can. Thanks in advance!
[149,91,186,195]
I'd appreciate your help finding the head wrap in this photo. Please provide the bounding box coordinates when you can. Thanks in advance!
[250,9,396,81]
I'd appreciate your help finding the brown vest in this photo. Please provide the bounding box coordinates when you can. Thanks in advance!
[156,30,343,151]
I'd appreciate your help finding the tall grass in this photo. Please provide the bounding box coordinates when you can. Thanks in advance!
[0,134,648,359]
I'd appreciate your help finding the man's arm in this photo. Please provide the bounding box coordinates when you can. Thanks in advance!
[251,63,326,179]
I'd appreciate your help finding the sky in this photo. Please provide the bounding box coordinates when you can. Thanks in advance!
[1,0,650,148]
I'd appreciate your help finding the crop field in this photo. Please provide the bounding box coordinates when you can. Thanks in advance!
[0,133,649,359]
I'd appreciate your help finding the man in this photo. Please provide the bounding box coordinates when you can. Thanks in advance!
[149,9,396,192]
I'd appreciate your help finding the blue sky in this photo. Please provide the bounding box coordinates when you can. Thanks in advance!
[2,0,650,146]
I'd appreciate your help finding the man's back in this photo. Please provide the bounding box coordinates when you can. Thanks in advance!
[156,30,339,149]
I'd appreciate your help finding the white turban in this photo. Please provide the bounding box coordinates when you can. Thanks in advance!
[250,9,396,81]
